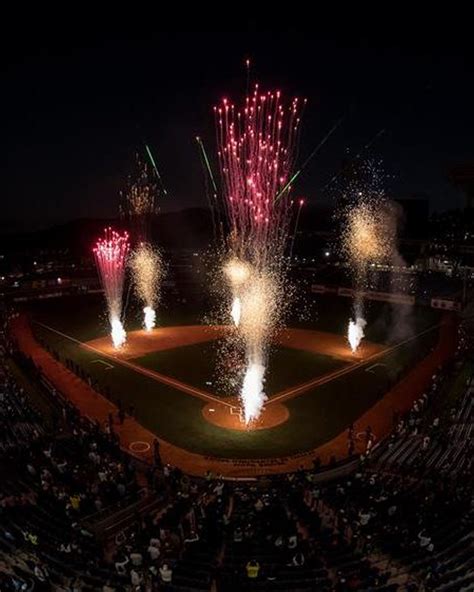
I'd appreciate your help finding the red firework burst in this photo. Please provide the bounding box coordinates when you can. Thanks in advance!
[215,85,305,269]
[93,227,130,323]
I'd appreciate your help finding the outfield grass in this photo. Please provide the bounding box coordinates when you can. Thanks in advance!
[26,294,441,459]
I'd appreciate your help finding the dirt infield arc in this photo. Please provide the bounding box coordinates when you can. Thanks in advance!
[82,324,385,429]
[12,314,457,477]
[84,323,440,432]
[33,321,388,431]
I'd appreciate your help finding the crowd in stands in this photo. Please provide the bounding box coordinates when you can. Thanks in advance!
[0,308,473,591]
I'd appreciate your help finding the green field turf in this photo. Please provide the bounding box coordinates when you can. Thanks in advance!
[26,294,441,460]
[135,339,346,398]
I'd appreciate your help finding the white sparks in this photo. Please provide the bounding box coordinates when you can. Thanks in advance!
[224,258,251,287]
[241,361,267,424]
[231,297,241,327]
[111,316,127,349]
[129,243,163,332]
[143,306,156,332]
[348,317,367,353]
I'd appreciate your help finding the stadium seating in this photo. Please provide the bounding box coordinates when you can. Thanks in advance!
[1,311,473,592]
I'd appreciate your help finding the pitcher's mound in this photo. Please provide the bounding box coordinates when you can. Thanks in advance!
[202,399,289,431]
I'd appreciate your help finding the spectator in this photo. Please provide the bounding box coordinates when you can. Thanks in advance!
[246,559,260,579]
[129,550,143,567]
[159,563,173,587]
[148,540,160,561]
[114,553,129,575]
[130,568,142,587]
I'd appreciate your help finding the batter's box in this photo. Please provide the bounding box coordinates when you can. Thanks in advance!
[230,406,246,423]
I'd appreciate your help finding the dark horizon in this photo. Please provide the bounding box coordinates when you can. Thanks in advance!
[3,29,473,231]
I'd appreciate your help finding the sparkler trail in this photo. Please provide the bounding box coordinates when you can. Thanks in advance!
[274,113,346,203]
[196,135,222,245]
[196,136,219,196]
[289,198,305,257]
[93,228,130,348]
[145,144,168,197]
[216,85,304,423]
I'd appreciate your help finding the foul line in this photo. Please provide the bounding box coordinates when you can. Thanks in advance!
[35,320,442,412]
[34,322,235,409]
[267,323,442,405]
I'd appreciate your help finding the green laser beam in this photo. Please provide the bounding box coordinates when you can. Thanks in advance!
[274,114,346,203]
[196,136,218,195]
[145,144,168,196]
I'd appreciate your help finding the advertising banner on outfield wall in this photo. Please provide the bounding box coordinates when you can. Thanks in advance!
[337,287,354,298]
[430,298,461,311]
[311,285,415,305]
[311,284,339,294]
[361,291,415,305]
[336,287,415,305]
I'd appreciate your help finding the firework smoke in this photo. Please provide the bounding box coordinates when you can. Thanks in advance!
[386,202,415,342]
[93,228,130,348]
[216,86,303,423]
[129,244,164,331]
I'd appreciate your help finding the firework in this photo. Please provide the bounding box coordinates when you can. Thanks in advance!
[238,271,278,362]
[348,317,367,353]
[224,258,252,288]
[241,361,266,424]
[93,228,130,348]
[342,174,397,351]
[345,202,388,265]
[223,258,252,327]
[121,157,159,242]
[231,297,242,327]
[342,203,380,352]
[129,243,164,331]
[143,306,156,331]
[230,270,278,423]
[111,317,127,349]
[216,86,303,269]
[216,86,303,423]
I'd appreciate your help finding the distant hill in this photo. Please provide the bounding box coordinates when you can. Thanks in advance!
[0,204,340,256]
[0,209,215,255]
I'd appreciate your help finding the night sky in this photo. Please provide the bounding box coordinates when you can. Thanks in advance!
[3,29,473,231]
